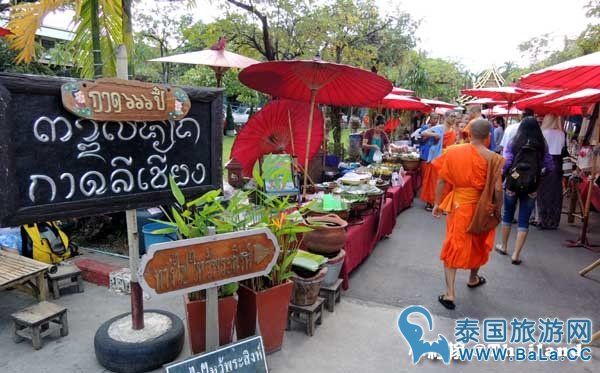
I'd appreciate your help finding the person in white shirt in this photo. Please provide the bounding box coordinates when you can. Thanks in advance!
[501,108,535,158]
[536,114,566,229]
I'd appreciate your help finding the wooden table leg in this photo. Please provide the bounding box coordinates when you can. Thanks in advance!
[35,272,49,301]
[579,258,600,276]
[31,325,42,350]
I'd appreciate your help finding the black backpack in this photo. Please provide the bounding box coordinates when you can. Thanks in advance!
[505,140,542,194]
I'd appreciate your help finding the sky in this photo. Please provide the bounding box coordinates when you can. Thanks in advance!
[42,0,592,74]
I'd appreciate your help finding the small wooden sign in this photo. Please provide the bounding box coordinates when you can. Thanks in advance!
[138,228,279,298]
[164,335,268,373]
[61,78,190,121]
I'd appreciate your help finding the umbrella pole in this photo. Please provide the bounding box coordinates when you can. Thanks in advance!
[303,89,317,200]
[288,109,295,156]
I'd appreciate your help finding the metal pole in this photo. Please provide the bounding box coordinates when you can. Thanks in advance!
[117,44,144,330]
[205,227,219,351]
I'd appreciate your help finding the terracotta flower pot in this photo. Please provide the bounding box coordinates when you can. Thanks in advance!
[236,281,293,354]
[291,267,328,306]
[184,295,238,355]
[302,214,348,255]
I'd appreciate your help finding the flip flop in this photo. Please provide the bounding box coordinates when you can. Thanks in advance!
[512,259,522,265]
[467,275,487,288]
[438,294,456,310]
[494,244,508,255]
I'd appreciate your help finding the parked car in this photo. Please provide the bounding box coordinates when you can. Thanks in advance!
[233,107,261,125]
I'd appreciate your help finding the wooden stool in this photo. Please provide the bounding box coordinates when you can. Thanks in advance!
[11,301,68,350]
[47,265,83,299]
[286,297,325,336]
[319,279,342,312]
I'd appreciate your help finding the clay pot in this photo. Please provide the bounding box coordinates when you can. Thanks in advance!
[184,295,237,354]
[291,267,328,306]
[303,214,348,255]
[322,249,346,287]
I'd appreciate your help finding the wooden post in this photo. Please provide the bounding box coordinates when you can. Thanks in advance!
[302,89,317,200]
[205,227,219,351]
[117,44,144,330]
[579,257,600,276]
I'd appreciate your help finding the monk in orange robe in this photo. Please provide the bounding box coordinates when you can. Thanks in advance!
[420,111,457,208]
[432,119,503,310]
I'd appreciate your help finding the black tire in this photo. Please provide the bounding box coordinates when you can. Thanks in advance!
[94,309,184,373]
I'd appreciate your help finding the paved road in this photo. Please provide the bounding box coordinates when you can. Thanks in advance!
[1,200,599,372]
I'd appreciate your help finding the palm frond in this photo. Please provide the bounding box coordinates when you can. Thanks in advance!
[7,0,75,64]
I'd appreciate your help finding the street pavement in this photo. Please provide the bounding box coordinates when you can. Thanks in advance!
[1,200,599,372]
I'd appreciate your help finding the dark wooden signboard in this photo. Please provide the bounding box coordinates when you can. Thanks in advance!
[0,73,223,226]
[138,228,279,298]
[61,78,191,122]
[164,335,268,373]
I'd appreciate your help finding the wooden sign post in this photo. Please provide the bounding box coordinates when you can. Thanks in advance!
[138,228,279,350]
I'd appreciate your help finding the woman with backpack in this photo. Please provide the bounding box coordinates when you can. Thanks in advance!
[495,117,554,264]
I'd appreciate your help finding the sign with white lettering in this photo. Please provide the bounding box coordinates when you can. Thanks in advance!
[164,336,268,373]
[0,73,223,226]
[138,228,280,298]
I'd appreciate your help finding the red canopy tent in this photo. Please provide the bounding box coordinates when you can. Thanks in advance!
[519,51,600,90]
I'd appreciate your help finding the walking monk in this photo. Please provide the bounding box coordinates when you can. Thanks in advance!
[419,111,458,210]
[432,119,504,310]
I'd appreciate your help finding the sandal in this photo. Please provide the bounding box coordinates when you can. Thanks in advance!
[438,294,456,310]
[467,275,487,288]
[512,259,522,265]
[494,244,508,255]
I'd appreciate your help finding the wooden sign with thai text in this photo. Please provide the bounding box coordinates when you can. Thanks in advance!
[61,78,191,121]
[138,228,280,298]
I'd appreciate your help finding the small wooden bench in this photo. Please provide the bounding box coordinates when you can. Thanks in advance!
[287,297,324,336]
[319,279,342,312]
[48,264,84,298]
[11,301,68,350]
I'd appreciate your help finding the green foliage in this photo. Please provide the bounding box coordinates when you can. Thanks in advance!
[0,39,55,75]
[225,102,235,131]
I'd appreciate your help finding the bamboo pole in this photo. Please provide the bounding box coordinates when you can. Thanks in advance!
[303,89,317,200]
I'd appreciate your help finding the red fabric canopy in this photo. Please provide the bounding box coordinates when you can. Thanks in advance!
[238,59,393,106]
[518,51,600,90]
[544,88,600,108]
[231,99,324,177]
[391,87,415,96]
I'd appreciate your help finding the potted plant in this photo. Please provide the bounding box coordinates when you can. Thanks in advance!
[154,177,255,354]
[235,171,312,354]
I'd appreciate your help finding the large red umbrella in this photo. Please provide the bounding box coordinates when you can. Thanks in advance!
[391,87,415,96]
[0,27,12,37]
[231,99,323,177]
[150,37,259,87]
[518,51,600,89]
[461,86,540,103]
[544,88,600,108]
[239,58,392,195]
[464,98,507,106]
[420,98,457,109]
[375,94,432,112]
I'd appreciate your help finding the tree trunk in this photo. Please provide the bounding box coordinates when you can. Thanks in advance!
[122,0,134,78]
[91,0,103,78]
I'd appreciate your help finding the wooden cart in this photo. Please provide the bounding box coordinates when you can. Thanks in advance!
[0,248,55,300]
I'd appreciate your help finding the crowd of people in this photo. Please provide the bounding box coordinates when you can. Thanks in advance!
[355,106,590,310]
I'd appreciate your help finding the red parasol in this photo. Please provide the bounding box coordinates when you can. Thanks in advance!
[544,88,600,108]
[391,87,415,96]
[231,99,324,177]
[374,94,432,112]
[150,37,259,87]
[0,27,13,37]
[384,118,401,134]
[464,98,507,106]
[518,51,600,90]
[461,86,540,103]
[239,58,392,195]
[419,98,458,109]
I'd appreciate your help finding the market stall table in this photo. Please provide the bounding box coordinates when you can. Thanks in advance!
[378,197,396,238]
[386,175,414,215]
[339,213,379,290]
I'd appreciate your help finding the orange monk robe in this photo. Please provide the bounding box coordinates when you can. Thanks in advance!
[432,144,495,269]
[419,129,456,205]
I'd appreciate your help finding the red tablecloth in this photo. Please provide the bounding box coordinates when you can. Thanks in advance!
[378,197,396,238]
[405,169,421,196]
[340,213,378,290]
